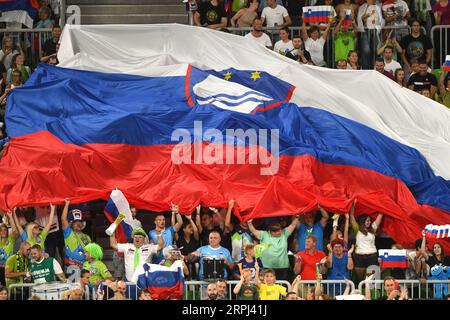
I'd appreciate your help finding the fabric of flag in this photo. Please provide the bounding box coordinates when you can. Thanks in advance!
[0,0,38,28]
[342,9,352,26]
[443,55,450,72]
[424,224,450,239]
[0,24,449,253]
[379,249,408,268]
[136,260,185,300]
[103,189,140,243]
[302,6,332,24]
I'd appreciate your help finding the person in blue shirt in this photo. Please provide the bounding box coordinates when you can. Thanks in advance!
[148,203,183,264]
[190,231,234,280]
[296,205,329,252]
[326,238,354,295]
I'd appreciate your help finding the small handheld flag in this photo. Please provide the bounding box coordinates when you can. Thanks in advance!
[303,6,333,24]
[442,55,450,72]
[342,9,352,27]
[424,224,450,239]
[378,249,408,268]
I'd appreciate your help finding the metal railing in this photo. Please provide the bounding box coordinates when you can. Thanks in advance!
[295,280,355,299]
[430,25,449,70]
[357,280,450,300]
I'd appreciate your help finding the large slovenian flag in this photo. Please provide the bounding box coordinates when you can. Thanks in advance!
[303,6,332,24]
[443,55,450,72]
[136,261,185,300]
[0,24,449,252]
[0,0,39,28]
[379,249,408,269]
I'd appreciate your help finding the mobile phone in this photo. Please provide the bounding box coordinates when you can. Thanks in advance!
[394,281,399,290]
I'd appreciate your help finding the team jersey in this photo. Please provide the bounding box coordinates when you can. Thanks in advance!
[0,235,15,266]
[21,230,48,251]
[83,260,111,286]
[29,257,63,284]
[63,226,91,266]
[258,283,287,300]
[148,226,175,263]
[5,252,30,288]
[230,228,253,262]
[197,245,233,280]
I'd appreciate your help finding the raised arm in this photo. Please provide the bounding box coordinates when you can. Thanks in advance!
[373,213,384,231]
[349,199,358,230]
[293,254,302,275]
[156,233,164,251]
[322,22,332,41]
[12,207,24,236]
[344,213,349,244]
[233,274,245,295]
[7,209,19,239]
[247,219,262,240]
[318,205,329,228]
[347,245,355,270]
[291,274,301,295]
[439,71,447,94]
[333,19,342,36]
[43,204,56,234]
[186,214,199,241]
[301,17,308,43]
[193,11,202,27]
[61,198,70,230]
[224,199,235,233]
[109,234,118,251]
[195,205,203,235]
[286,215,299,236]
[254,262,261,288]
[326,243,333,268]
[420,233,428,261]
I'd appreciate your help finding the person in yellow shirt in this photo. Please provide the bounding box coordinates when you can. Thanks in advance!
[255,267,287,300]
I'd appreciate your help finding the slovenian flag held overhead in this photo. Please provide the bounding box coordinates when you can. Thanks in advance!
[303,6,333,24]
[342,9,352,26]
[424,224,450,239]
[379,250,408,268]
[443,55,450,72]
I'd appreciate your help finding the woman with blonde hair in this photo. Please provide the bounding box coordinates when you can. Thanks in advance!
[6,54,31,85]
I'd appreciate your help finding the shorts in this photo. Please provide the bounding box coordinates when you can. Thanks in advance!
[353,253,379,268]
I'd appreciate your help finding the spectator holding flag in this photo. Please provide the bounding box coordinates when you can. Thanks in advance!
[301,17,331,67]
[326,240,354,294]
[296,206,329,252]
[333,18,357,65]
[424,241,449,272]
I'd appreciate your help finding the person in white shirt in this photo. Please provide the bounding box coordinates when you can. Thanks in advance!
[109,228,164,282]
[301,19,331,67]
[261,0,291,27]
[244,18,273,49]
[273,27,294,55]
[383,45,402,75]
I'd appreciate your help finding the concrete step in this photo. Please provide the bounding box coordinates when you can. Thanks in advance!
[67,0,181,5]
[79,14,188,24]
[78,4,186,15]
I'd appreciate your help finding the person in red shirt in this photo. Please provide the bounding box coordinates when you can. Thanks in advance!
[294,235,326,281]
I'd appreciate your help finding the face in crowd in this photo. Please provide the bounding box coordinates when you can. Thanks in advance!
[292,37,302,50]
[154,215,166,229]
[133,234,145,248]
[139,290,152,300]
[336,60,347,69]
[30,247,43,261]
[253,19,263,33]
[305,237,316,250]
[263,271,276,285]
[216,280,227,297]
[80,271,91,286]
[375,60,385,73]
[304,212,315,226]
[332,243,344,256]
[208,232,221,247]
[207,283,218,300]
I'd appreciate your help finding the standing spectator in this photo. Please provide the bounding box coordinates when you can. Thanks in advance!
[255,268,287,300]
[14,204,55,251]
[349,199,384,285]
[433,0,450,25]
[6,54,30,86]
[375,57,395,80]
[82,243,112,287]
[237,244,263,280]
[336,0,359,22]
[189,231,234,280]
[285,35,312,63]
[61,199,92,270]
[194,0,228,29]
[400,20,433,76]
[148,204,183,264]
[197,206,227,246]
[394,68,406,87]
[357,0,384,69]
[34,7,54,29]
[326,240,354,294]
[346,50,361,69]
[382,0,410,30]
[301,19,331,67]
[110,228,163,282]
[294,235,326,281]
[383,45,402,75]
[377,29,403,63]
[0,285,7,300]
[4,242,31,291]
[244,18,273,49]
[41,25,61,61]
[273,27,294,55]
[247,216,298,281]
[413,0,433,35]
[33,205,63,265]
[425,242,450,271]
[0,36,23,70]
[28,244,65,284]
[284,0,305,26]
[177,211,200,279]
[336,59,348,69]
[0,210,19,286]
[231,0,259,27]
[407,60,438,97]
[333,19,357,64]
[261,0,292,28]
[329,212,350,252]
[296,206,329,252]
[433,0,450,70]
[233,267,259,300]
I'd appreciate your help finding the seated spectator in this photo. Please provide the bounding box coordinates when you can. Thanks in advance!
[394,68,406,87]
[0,285,7,300]
[194,0,228,29]
[301,19,331,67]
[41,25,62,62]
[346,50,361,70]
[374,57,395,80]
[437,73,450,108]
[160,245,189,277]
[405,238,429,284]
[248,216,298,281]
[0,36,22,71]
[400,20,433,75]
[261,0,291,28]
[285,35,312,64]
[29,244,65,284]
[383,45,402,76]
[6,54,30,86]
[349,199,384,285]
[216,279,228,300]
[231,0,259,27]
[340,276,372,300]
[34,7,54,29]
[382,0,410,32]
[97,279,127,300]
[79,269,93,300]
[377,29,403,63]
[138,288,152,300]
[189,231,234,280]
[273,27,294,56]
[294,235,326,281]
[296,206,329,252]
[255,268,287,300]
[204,282,219,300]
[233,267,259,300]
[414,0,433,35]
[421,88,432,99]
[407,60,437,97]
[82,243,112,287]
[237,244,263,280]
[333,19,357,64]
[433,0,450,25]
[408,58,420,78]
[67,285,84,300]
[244,18,273,48]
[379,276,410,300]
[336,59,348,69]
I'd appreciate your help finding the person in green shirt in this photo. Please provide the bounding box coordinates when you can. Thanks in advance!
[438,72,450,108]
[13,204,55,252]
[247,216,299,281]
[1,209,20,285]
[5,241,31,297]
[82,243,112,287]
[29,244,66,284]
[333,19,357,63]
[233,267,259,300]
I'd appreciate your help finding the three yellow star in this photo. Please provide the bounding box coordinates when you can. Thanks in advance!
[224,72,232,81]
[250,71,261,81]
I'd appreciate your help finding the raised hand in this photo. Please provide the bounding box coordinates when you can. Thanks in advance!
[229,199,235,207]
[348,245,355,255]
[64,198,70,205]
[170,203,179,213]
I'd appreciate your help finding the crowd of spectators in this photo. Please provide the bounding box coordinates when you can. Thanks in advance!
[0,197,449,301]
[192,0,450,108]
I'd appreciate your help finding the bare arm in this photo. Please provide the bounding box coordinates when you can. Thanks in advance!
[314,277,322,300]
[401,51,410,70]
[186,214,199,241]
[322,22,332,41]
[282,15,292,28]
[420,234,428,261]
[56,273,66,282]
[291,275,301,294]
[233,275,244,295]
[393,39,403,54]
[349,199,358,230]
[373,213,384,231]
[364,279,371,300]
[343,279,351,295]
[425,48,432,65]
[61,198,70,230]
[109,235,118,251]
[247,220,262,240]
[12,208,24,236]
[318,205,329,228]
[439,71,447,94]
[5,267,27,279]
[301,17,308,42]
[293,254,302,275]
[376,41,387,56]
[333,19,342,36]
[194,11,202,27]
[156,234,164,251]
[344,213,349,244]
[224,199,235,233]
[326,243,333,268]
[43,204,56,234]
[7,210,19,239]
[285,216,299,236]
[195,205,203,235]
[208,17,227,29]
[430,85,437,98]
[347,245,355,270]
[230,9,244,27]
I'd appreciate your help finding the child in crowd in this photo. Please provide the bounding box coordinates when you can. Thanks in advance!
[233,267,259,300]
[255,268,287,300]
[237,244,264,281]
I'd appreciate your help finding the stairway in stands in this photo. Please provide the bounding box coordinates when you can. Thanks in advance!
[66,0,188,25]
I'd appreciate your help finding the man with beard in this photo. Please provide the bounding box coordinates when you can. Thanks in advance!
[203,282,219,300]
[285,35,312,64]
[244,18,273,49]
[29,244,66,284]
